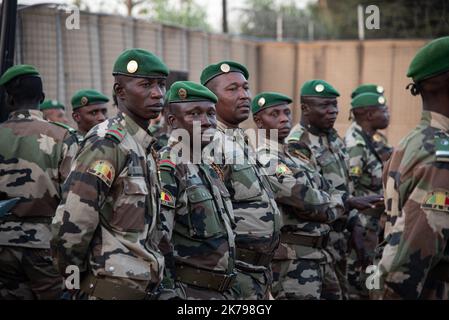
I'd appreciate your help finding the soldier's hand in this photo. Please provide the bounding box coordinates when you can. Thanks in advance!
[347,195,384,211]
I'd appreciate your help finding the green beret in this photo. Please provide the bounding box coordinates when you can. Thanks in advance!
[351,92,386,109]
[200,60,249,85]
[0,64,40,86]
[301,79,340,98]
[40,100,65,111]
[351,84,384,98]
[112,48,169,78]
[251,92,292,114]
[407,36,449,82]
[71,89,110,110]
[166,81,217,104]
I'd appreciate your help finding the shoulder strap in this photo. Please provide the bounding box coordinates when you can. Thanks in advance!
[105,124,126,143]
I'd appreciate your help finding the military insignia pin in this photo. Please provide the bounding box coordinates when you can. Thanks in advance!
[127,60,138,74]
[220,63,231,73]
[81,96,89,106]
[258,97,266,107]
[315,84,325,93]
[178,88,187,100]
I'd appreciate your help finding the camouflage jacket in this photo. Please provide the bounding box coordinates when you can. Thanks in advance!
[0,109,78,249]
[51,112,164,288]
[216,121,281,270]
[344,122,383,197]
[372,131,393,163]
[257,138,345,261]
[378,111,449,299]
[158,142,236,285]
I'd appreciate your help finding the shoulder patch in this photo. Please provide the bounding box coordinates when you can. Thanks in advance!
[435,136,449,162]
[350,166,363,177]
[105,125,126,143]
[275,163,292,177]
[50,121,77,134]
[421,191,449,212]
[87,160,115,187]
[161,190,176,208]
[287,130,303,143]
[159,159,176,171]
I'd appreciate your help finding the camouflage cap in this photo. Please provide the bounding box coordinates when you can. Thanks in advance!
[351,92,386,109]
[112,48,169,78]
[251,92,292,114]
[40,99,65,111]
[71,89,110,110]
[0,64,40,86]
[166,81,217,104]
[300,79,340,98]
[351,83,384,98]
[200,60,249,85]
[407,36,449,82]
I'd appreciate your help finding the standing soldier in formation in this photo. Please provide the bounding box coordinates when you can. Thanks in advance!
[70,89,109,143]
[51,49,168,300]
[344,92,390,299]
[287,80,383,298]
[158,81,237,299]
[39,99,70,125]
[252,92,345,299]
[0,65,78,299]
[375,36,449,300]
[202,61,281,299]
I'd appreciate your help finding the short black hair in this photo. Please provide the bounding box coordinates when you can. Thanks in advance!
[4,75,43,105]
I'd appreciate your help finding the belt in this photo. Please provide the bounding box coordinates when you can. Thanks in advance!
[331,218,347,232]
[175,264,236,292]
[236,248,274,267]
[430,260,449,282]
[80,274,153,300]
[281,232,329,249]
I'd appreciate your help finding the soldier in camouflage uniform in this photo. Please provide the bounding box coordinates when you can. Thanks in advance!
[149,111,169,152]
[39,99,70,125]
[158,81,236,299]
[344,92,390,299]
[202,61,281,300]
[70,89,110,144]
[287,80,383,299]
[374,36,449,300]
[252,92,345,299]
[0,65,78,299]
[51,49,168,300]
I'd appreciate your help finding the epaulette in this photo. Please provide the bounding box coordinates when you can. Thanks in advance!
[50,121,77,135]
[105,125,126,143]
[435,133,449,163]
[286,129,304,143]
[158,147,177,172]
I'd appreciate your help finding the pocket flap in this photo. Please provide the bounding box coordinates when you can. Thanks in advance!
[123,177,148,195]
[186,186,213,203]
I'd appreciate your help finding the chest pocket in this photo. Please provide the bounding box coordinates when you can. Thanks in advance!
[186,185,225,239]
[111,176,148,232]
[230,164,263,202]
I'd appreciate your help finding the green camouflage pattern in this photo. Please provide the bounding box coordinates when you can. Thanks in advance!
[158,141,236,299]
[0,247,63,299]
[257,138,344,299]
[0,109,78,249]
[216,121,281,300]
[372,131,393,163]
[51,112,164,295]
[344,121,385,298]
[287,123,352,298]
[376,111,449,299]
[149,123,169,152]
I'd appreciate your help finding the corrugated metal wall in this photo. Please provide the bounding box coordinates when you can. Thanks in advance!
[16,5,428,145]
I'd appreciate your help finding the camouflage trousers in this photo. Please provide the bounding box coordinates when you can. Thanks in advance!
[327,229,349,299]
[0,246,63,300]
[232,266,272,300]
[175,282,235,300]
[271,257,342,300]
[347,214,380,300]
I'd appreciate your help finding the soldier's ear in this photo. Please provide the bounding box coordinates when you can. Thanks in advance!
[301,103,310,116]
[253,115,263,129]
[166,113,178,129]
[72,111,80,123]
[39,92,45,104]
[114,83,124,101]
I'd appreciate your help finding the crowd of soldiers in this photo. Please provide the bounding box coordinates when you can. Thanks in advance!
[0,35,448,300]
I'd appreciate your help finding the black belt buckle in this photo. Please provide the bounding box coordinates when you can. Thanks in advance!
[218,272,236,292]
